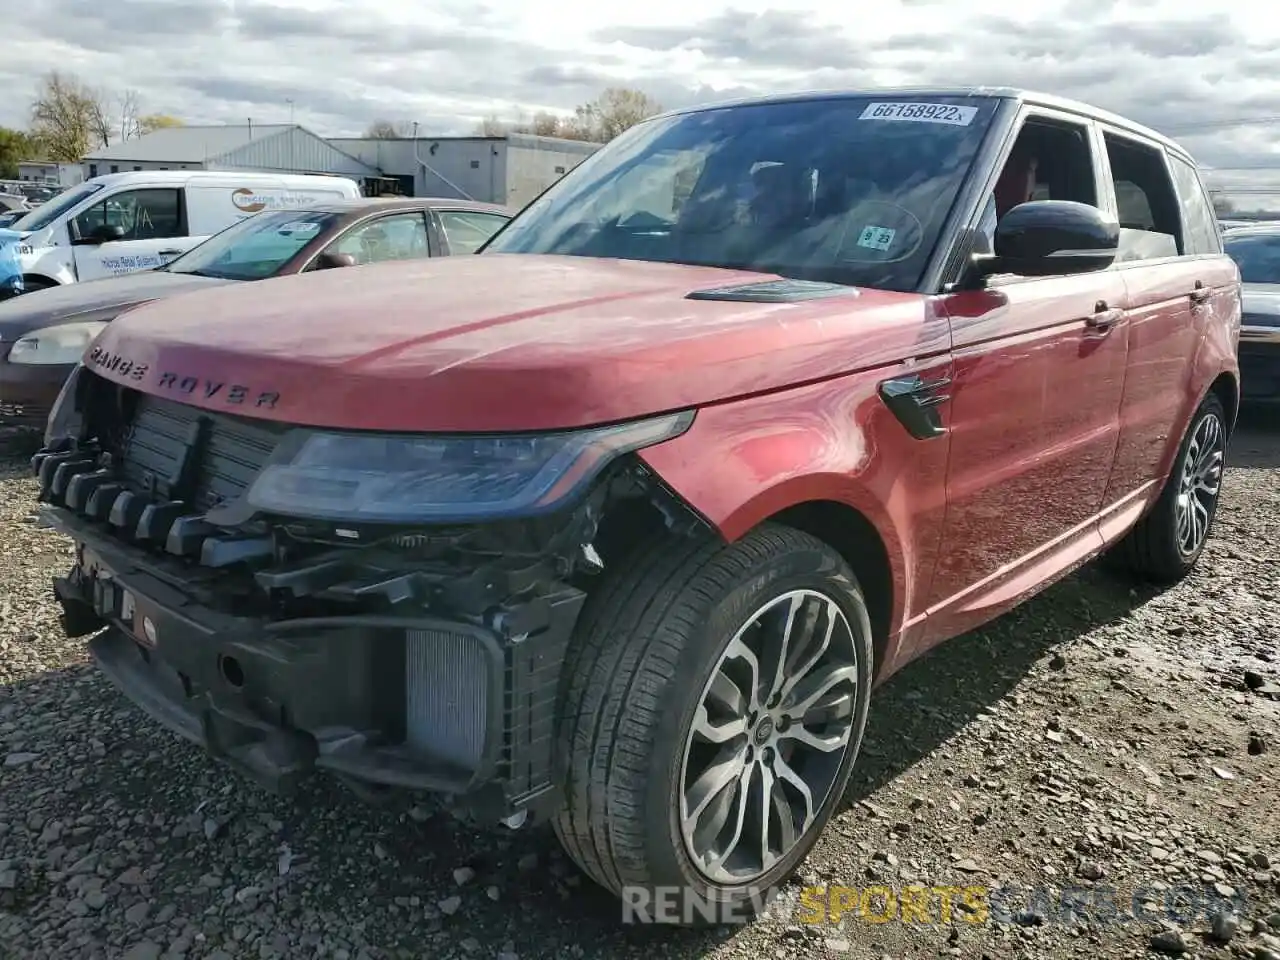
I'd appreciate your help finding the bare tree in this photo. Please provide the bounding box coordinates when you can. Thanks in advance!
[574,88,663,142]
[365,119,413,139]
[1211,194,1235,217]
[115,89,142,141]
[28,71,102,161]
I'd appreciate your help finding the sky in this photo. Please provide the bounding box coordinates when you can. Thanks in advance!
[2,0,1279,183]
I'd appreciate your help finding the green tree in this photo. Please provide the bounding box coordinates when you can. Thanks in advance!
[0,127,36,179]
[138,114,183,136]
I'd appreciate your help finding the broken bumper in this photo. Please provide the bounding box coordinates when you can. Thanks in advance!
[46,505,584,822]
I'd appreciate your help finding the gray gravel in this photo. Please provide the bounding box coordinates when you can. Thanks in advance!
[1,413,1278,960]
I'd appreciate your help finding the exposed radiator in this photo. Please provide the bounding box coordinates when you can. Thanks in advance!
[404,628,489,770]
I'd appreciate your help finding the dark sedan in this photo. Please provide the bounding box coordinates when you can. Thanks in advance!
[1223,222,1280,402]
[0,196,512,426]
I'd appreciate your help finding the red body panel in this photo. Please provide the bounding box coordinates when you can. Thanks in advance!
[83,254,926,433]
[81,250,1240,687]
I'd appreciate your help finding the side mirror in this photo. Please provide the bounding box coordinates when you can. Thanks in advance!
[969,200,1118,283]
[315,251,357,270]
[73,223,125,246]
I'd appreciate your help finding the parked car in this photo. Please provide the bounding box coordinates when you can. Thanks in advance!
[0,170,361,300]
[1223,222,1280,401]
[0,196,511,426]
[32,87,1239,925]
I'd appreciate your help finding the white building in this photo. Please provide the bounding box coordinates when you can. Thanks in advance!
[16,161,85,187]
[82,124,380,188]
[327,132,601,209]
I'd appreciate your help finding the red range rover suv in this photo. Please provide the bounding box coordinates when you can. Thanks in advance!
[33,87,1240,923]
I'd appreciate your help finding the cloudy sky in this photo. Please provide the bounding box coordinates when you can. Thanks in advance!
[2,0,1278,177]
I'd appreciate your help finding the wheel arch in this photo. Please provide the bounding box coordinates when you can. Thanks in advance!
[762,498,896,681]
[21,273,60,289]
[1208,370,1239,437]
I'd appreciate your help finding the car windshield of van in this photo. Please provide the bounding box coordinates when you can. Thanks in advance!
[10,181,105,232]
[1224,231,1280,284]
[484,95,999,292]
[166,210,339,280]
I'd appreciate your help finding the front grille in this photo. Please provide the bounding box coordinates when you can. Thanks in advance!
[35,382,287,560]
[118,393,282,511]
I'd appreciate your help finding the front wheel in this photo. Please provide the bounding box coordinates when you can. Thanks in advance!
[553,524,874,924]
[1111,392,1227,584]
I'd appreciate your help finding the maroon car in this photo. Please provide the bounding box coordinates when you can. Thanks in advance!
[0,197,512,426]
[34,88,1239,925]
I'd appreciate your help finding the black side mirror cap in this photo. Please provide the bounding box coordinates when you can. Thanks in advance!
[965,200,1119,286]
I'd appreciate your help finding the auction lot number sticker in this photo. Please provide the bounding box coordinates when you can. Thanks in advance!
[860,102,978,126]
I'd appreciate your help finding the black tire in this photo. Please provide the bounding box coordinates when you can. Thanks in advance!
[553,523,874,925]
[1111,392,1227,584]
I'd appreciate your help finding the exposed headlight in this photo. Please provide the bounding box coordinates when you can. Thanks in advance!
[7,321,108,365]
[245,410,694,524]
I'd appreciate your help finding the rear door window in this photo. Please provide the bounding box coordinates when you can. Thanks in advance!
[1100,133,1182,262]
[437,211,511,254]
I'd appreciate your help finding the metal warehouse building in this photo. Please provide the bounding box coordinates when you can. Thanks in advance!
[327,132,602,209]
[81,124,380,188]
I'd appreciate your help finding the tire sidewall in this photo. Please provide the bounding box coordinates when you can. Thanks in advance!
[641,531,874,911]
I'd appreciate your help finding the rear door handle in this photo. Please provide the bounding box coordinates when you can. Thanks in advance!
[1086,301,1123,331]
[1190,280,1211,304]
[158,249,182,257]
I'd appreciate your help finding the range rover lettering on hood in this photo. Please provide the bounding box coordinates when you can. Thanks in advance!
[86,345,280,408]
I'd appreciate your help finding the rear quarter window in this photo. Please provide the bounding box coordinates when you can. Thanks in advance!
[1167,154,1221,256]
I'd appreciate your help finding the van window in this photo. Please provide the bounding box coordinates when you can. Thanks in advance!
[73,188,184,241]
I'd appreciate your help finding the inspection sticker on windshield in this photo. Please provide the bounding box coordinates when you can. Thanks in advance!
[856,225,896,252]
[859,102,977,126]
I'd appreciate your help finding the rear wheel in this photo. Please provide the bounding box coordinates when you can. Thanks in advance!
[1111,392,1227,584]
[553,524,873,924]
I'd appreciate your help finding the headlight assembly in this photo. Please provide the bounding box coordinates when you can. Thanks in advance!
[245,410,694,524]
[8,321,108,365]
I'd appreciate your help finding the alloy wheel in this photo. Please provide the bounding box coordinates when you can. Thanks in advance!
[678,589,860,885]
[1175,411,1225,557]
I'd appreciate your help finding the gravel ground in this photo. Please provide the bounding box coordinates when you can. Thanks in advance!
[1,413,1278,960]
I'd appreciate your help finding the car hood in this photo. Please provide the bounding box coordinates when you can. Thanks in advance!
[0,270,235,339]
[1242,283,1280,321]
[84,253,936,433]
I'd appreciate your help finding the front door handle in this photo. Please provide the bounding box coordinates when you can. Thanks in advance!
[1190,280,1211,304]
[158,249,182,257]
[1086,301,1123,331]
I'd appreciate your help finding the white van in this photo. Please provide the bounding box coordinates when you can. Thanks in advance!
[1,170,360,290]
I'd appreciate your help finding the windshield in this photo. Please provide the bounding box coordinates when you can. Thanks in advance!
[167,210,338,280]
[11,181,105,232]
[485,95,999,291]
[1224,232,1280,284]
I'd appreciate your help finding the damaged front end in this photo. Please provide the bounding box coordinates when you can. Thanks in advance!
[34,363,705,826]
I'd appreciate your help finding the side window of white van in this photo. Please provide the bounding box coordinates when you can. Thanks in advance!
[73,189,184,242]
